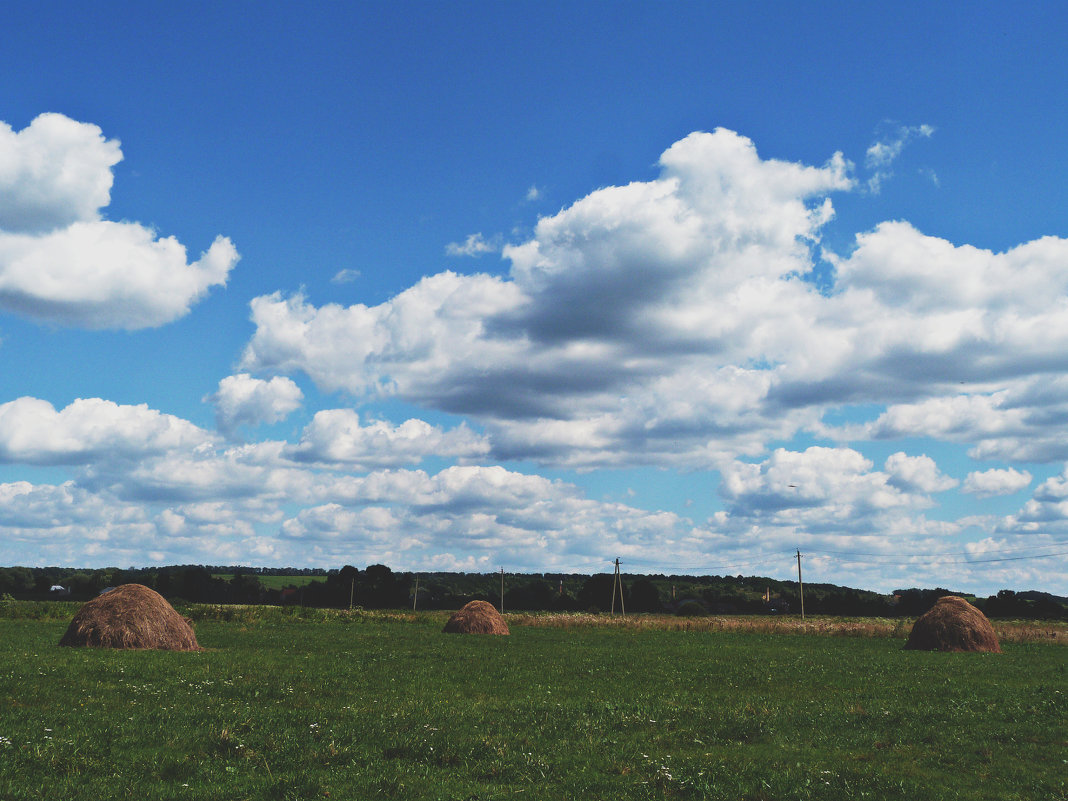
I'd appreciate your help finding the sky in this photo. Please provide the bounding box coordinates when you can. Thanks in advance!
[1,2,1067,595]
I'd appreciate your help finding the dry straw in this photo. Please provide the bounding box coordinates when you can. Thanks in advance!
[58,583,201,651]
[443,600,510,634]
[903,595,1001,653]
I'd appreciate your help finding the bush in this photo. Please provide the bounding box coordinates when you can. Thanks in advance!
[675,599,708,617]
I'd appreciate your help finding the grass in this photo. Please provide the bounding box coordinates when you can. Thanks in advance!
[210,574,323,590]
[508,611,1068,644]
[0,610,1065,800]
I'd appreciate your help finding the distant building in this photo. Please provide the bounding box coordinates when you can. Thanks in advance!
[49,585,71,597]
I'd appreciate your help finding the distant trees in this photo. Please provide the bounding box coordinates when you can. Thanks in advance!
[577,574,624,612]
[0,567,34,595]
[0,563,1063,619]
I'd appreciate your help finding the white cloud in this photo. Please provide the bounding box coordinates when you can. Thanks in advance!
[0,113,238,329]
[0,480,156,565]
[207,374,303,435]
[0,397,212,465]
[962,468,1032,498]
[331,268,361,284]
[525,185,542,202]
[994,466,1068,544]
[884,452,958,493]
[0,113,122,234]
[445,232,499,257]
[718,446,927,526]
[7,123,1068,594]
[844,375,1068,463]
[0,223,238,329]
[284,408,489,468]
[277,464,693,568]
[101,442,313,504]
[865,123,934,192]
[243,128,1068,471]
[242,129,854,467]
[241,272,526,397]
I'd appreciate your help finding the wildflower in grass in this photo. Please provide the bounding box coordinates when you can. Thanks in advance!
[0,736,11,746]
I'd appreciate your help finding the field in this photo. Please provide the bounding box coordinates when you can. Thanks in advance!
[210,574,324,590]
[0,609,1065,800]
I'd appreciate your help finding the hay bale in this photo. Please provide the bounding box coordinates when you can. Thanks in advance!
[903,595,1001,653]
[58,584,201,651]
[442,600,509,635]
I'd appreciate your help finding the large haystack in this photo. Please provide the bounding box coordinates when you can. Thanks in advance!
[903,595,1000,653]
[442,600,509,635]
[58,584,201,651]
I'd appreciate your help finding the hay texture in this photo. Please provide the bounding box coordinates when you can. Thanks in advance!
[903,595,1001,653]
[58,584,201,651]
[442,600,510,635]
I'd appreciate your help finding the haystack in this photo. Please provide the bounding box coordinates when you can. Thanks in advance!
[58,584,201,651]
[903,595,1000,653]
[442,600,509,635]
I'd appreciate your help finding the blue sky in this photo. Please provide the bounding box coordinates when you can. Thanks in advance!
[2,2,1067,595]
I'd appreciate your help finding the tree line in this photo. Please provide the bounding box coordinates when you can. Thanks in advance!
[0,564,1065,620]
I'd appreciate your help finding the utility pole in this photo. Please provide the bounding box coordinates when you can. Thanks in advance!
[412,576,419,611]
[611,558,626,615]
[500,567,505,614]
[349,577,355,610]
[796,549,805,621]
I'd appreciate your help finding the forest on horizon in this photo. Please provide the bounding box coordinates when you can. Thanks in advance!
[2,563,1065,621]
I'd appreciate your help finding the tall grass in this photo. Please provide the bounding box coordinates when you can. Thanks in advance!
[506,611,1068,644]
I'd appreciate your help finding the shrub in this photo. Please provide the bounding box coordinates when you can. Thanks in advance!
[675,599,708,617]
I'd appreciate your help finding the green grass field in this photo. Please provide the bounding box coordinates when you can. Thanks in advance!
[210,574,324,590]
[0,611,1065,800]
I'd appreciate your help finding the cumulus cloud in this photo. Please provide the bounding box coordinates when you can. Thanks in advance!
[242,127,1068,471]
[241,272,526,398]
[962,468,1032,498]
[0,397,212,465]
[207,374,303,436]
[242,129,855,467]
[0,113,238,329]
[277,464,694,569]
[0,223,238,329]
[706,446,972,585]
[0,113,122,234]
[994,466,1068,543]
[284,409,490,468]
[244,128,1068,471]
[884,452,958,493]
[718,447,927,525]
[843,375,1068,463]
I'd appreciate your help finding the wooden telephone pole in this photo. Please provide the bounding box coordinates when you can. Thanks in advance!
[500,567,505,614]
[796,549,805,621]
[611,558,626,615]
